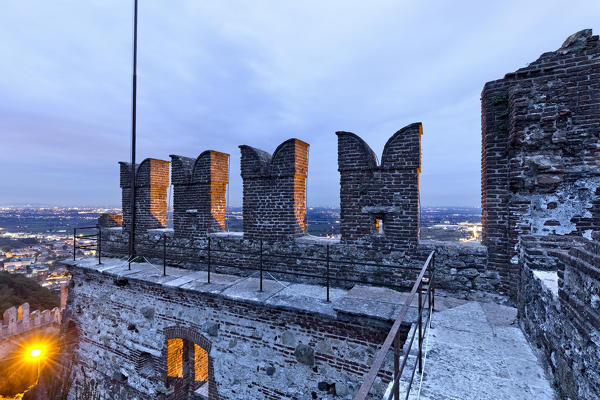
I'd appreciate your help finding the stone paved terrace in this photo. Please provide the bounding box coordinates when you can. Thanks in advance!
[393,302,556,400]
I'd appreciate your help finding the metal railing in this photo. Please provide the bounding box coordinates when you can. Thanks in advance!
[354,250,435,400]
[72,228,429,304]
[73,226,101,264]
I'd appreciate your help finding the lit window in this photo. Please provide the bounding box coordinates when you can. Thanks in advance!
[375,218,384,234]
[167,339,183,378]
[194,344,208,382]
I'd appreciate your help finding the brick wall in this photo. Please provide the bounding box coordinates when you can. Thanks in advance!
[98,213,123,228]
[240,139,309,241]
[170,151,229,239]
[337,123,422,251]
[518,232,600,399]
[120,158,170,232]
[519,234,587,272]
[482,29,600,296]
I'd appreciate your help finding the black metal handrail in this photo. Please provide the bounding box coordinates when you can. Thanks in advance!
[73,226,102,265]
[354,250,435,400]
[77,228,432,303]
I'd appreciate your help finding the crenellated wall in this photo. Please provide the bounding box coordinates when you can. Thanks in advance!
[170,151,229,239]
[120,158,170,232]
[240,139,309,241]
[482,29,600,296]
[337,123,422,250]
[98,227,499,296]
[0,302,62,342]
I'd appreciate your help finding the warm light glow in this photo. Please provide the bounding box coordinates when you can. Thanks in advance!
[24,341,50,363]
[194,344,208,382]
[167,339,183,378]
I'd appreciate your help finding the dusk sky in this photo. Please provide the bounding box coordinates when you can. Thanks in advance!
[1,1,599,207]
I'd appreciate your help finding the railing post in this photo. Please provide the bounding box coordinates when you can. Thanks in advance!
[393,332,400,400]
[432,253,435,311]
[98,227,102,265]
[163,234,167,276]
[73,228,76,261]
[326,245,330,302]
[259,240,263,292]
[418,281,423,374]
[207,237,211,284]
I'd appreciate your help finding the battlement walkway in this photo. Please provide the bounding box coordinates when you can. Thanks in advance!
[394,301,556,400]
[64,257,555,399]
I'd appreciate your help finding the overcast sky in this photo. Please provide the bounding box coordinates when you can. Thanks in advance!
[0,1,598,208]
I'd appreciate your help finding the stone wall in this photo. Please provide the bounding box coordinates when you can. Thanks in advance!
[64,262,395,400]
[482,30,600,296]
[120,158,170,232]
[337,123,421,250]
[519,234,587,272]
[518,232,600,399]
[99,228,497,296]
[240,139,309,241]
[1,302,62,341]
[170,151,229,239]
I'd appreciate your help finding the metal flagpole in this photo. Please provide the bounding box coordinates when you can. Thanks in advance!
[128,0,138,269]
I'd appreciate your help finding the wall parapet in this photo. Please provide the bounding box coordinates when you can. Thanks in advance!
[337,123,422,250]
[0,302,62,341]
[170,151,230,239]
[119,158,170,232]
[98,228,497,297]
[240,139,309,241]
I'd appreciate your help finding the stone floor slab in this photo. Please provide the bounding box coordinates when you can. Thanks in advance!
[389,302,556,400]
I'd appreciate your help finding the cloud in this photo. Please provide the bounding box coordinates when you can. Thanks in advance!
[0,0,599,206]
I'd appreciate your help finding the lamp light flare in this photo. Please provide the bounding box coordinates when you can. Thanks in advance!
[30,348,42,358]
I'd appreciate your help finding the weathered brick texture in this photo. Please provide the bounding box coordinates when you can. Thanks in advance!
[98,213,123,228]
[120,158,170,232]
[482,29,600,296]
[240,139,309,241]
[519,232,600,399]
[170,151,229,239]
[337,123,422,250]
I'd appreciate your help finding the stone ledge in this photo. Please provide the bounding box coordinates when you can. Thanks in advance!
[418,239,486,252]
[62,257,414,326]
[294,235,340,245]
[532,270,559,299]
[208,231,243,239]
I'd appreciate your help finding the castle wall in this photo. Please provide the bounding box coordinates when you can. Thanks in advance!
[63,261,394,400]
[482,30,600,296]
[240,139,309,241]
[1,303,61,340]
[99,228,497,297]
[170,151,229,239]
[337,123,421,250]
[518,232,600,400]
[120,158,170,232]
